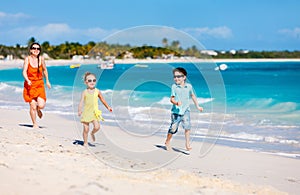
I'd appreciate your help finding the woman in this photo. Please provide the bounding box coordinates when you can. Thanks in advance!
[23,42,51,128]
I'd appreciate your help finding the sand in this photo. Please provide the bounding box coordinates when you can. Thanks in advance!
[1,58,300,194]
[0,108,299,194]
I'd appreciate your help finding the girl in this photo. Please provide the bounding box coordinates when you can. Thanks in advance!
[23,42,51,128]
[78,72,112,146]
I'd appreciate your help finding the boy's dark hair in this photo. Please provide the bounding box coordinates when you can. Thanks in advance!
[173,67,187,76]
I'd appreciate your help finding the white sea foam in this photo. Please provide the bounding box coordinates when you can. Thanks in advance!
[157,96,214,105]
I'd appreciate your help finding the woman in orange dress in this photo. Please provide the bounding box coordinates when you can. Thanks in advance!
[23,42,51,128]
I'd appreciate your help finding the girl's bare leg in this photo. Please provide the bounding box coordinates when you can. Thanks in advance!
[185,130,192,151]
[30,100,38,128]
[91,120,100,142]
[82,122,89,146]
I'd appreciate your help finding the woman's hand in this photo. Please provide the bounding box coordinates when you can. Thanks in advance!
[46,81,51,89]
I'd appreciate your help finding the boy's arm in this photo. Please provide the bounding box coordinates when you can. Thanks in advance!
[170,96,181,106]
[78,91,85,116]
[98,90,112,112]
[191,93,203,112]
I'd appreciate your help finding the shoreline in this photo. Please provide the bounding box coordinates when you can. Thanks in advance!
[0,108,299,194]
[0,58,300,70]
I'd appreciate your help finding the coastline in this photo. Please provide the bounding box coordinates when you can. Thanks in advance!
[1,108,299,194]
[0,58,300,70]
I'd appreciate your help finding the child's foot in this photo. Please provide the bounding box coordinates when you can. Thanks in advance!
[37,107,43,119]
[165,142,171,151]
[186,144,192,151]
[83,143,88,147]
[33,123,39,129]
[91,132,96,142]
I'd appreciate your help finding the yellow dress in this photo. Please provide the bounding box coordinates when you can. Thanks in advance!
[81,88,104,123]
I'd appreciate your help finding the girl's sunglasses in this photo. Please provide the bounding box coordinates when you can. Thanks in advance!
[87,79,96,83]
[31,47,41,50]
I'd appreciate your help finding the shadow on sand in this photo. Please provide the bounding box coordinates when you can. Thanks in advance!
[18,123,45,129]
[155,144,190,155]
[73,139,96,147]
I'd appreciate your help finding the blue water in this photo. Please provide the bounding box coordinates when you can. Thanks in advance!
[1,61,300,157]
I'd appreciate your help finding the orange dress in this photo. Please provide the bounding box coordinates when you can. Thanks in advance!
[23,62,46,102]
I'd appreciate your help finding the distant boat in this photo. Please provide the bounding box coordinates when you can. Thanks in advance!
[70,64,81,69]
[134,64,148,68]
[215,63,228,71]
[98,60,114,69]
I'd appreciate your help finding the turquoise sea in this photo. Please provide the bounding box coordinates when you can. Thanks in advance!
[1,61,300,157]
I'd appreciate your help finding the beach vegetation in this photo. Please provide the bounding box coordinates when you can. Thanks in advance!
[0,37,300,60]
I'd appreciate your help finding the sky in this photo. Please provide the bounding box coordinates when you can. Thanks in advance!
[0,0,300,51]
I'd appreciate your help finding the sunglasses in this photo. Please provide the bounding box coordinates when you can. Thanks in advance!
[31,47,41,50]
[174,75,184,78]
[87,79,96,83]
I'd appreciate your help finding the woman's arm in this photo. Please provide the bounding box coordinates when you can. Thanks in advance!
[22,57,31,85]
[41,57,51,89]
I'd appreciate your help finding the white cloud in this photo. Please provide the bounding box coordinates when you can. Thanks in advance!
[2,23,114,45]
[278,27,300,39]
[1,24,231,47]
[183,26,233,39]
[0,11,30,25]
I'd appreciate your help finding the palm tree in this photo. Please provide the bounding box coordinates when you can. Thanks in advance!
[162,38,168,48]
[27,37,37,47]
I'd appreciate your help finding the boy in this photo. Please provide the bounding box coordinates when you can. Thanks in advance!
[165,67,203,151]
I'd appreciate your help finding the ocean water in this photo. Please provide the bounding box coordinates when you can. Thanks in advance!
[1,61,300,158]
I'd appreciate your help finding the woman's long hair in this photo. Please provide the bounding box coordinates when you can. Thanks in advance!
[29,42,42,73]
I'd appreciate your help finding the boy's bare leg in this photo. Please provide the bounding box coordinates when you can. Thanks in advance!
[29,101,38,128]
[82,122,89,146]
[91,120,100,142]
[165,133,173,151]
[185,130,192,151]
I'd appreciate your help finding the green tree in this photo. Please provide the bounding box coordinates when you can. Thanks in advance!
[27,37,36,47]
[162,38,168,47]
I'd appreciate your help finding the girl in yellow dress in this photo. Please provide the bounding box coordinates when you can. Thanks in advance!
[78,72,112,146]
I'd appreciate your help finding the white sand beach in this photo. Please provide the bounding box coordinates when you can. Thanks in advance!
[0,59,300,194]
[0,108,299,194]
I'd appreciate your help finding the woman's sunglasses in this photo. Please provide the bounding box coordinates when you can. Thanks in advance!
[87,79,96,83]
[31,47,41,50]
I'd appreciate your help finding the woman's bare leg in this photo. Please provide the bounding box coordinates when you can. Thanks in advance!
[36,97,45,119]
[29,100,38,128]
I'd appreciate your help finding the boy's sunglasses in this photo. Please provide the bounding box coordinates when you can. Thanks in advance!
[31,47,41,50]
[87,79,96,83]
[174,75,184,78]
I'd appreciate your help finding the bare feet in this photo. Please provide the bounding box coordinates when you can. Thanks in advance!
[83,143,88,147]
[186,144,192,151]
[33,123,39,129]
[165,142,171,151]
[37,107,43,119]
